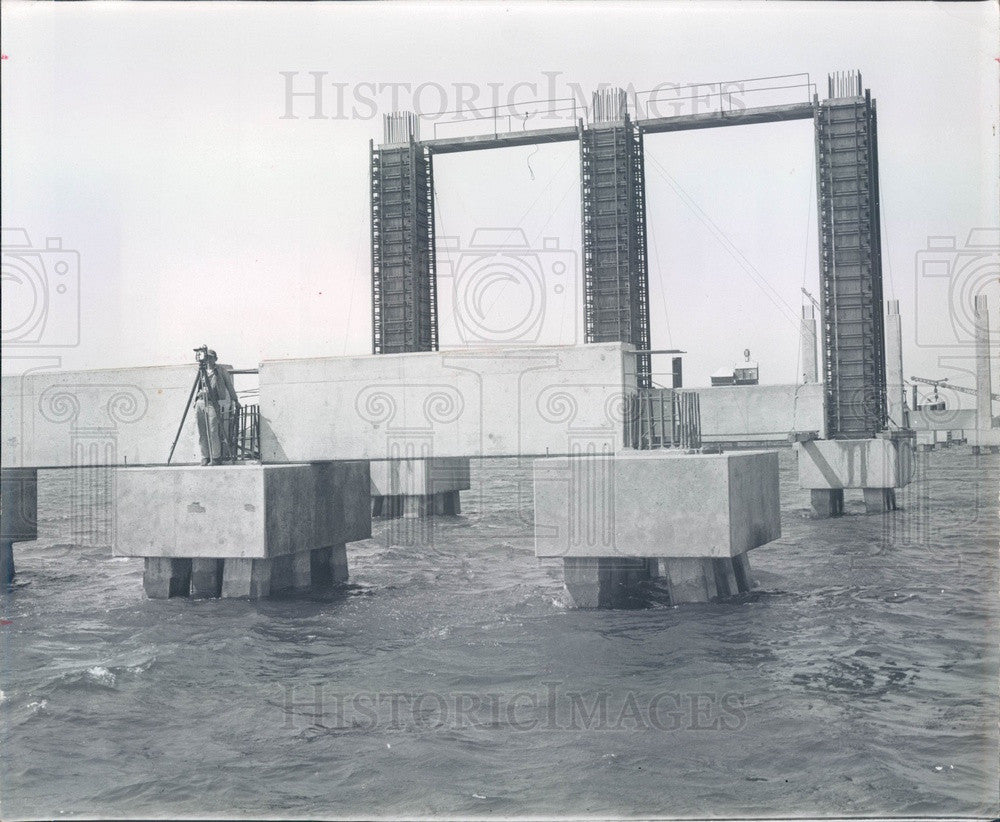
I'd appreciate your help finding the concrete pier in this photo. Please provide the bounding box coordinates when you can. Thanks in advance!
[115,462,370,599]
[915,430,936,452]
[800,305,818,384]
[885,300,907,428]
[562,557,652,608]
[796,435,914,517]
[1,468,38,585]
[190,558,225,598]
[143,558,192,599]
[970,295,998,454]
[370,458,470,519]
[975,294,993,430]
[535,451,780,607]
[809,489,844,518]
[219,558,273,599]
[969,432,1000,456]
[653,555,753,604]
[862,488,897,513]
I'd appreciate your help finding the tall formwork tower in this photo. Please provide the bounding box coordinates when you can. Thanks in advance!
[370,113,438,354]
[815,71,887,438]
[580,89,652,387]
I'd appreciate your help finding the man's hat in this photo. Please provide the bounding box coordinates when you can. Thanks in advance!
[206,349,218,360]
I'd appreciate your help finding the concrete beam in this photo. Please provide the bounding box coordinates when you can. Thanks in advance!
[909,408,976,432]
[681,383,824,444]
[422,125,579,154]
[2,364,203,469]
[795,438,914,490]
[260,343,634,462]
[638,101,815,134]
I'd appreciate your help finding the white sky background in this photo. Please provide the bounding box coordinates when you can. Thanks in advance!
[1,1,997,400]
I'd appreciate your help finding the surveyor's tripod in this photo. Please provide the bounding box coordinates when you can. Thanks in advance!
[166,365,237,464]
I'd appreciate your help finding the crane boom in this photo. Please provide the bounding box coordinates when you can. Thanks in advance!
[910,376,1000,402]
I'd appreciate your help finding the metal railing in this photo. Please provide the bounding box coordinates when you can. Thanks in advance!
[430,97,583,140]
[634,73,816,121]
[233,403,261,461]
[624,389,701,450]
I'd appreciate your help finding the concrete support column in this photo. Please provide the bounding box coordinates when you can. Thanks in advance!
[370,458,470,520]
[975,294,993,430]
[712,557,740,598]
[885,300,906,427]
[144,558,192,599]
[291,552,312,589]
[310,545,348,585]
[220,558,271,599]
[375,490,465,519]
[731,552,753,593]
[659,557,717,603]
[652,554,754,604]
[863,488,897,513]
[1,468,38,585]
[401,496,424,519]
[1,541,14,587]
[810,489,844,518]
[800,305,818,384]
[190,558,224,598]
[270,555,293,593]
[562,557,651,608]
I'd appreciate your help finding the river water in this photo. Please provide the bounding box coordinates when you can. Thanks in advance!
[1,448,997,819]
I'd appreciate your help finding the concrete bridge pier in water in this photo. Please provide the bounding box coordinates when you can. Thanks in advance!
[1,342,786,606]
[1,468,37,585]
[534,450,780,607]
[4,71,935,603]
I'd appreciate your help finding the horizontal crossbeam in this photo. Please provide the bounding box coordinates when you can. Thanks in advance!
[418,102,816,154]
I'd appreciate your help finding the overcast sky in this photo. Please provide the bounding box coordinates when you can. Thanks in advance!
[2,1,997,400]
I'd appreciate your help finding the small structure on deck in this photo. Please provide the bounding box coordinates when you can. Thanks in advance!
[710,352,760,387]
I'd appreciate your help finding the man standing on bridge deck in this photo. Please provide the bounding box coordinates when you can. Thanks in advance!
[193,345,240,466]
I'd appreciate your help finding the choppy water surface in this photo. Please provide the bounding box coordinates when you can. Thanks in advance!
[1,448,997,819]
